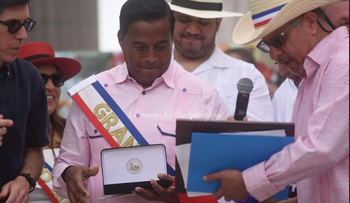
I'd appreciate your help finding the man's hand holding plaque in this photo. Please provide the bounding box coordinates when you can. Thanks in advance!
[134,173,178,201]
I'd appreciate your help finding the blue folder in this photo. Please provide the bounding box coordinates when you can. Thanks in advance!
[187,132,295,201]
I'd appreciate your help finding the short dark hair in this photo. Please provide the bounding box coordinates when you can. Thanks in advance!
[0,0,31,16]
[119,0,175,36]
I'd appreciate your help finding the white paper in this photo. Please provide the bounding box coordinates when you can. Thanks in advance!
[225,130,287,137]
[101,145,167,185]
[175,144,191,189]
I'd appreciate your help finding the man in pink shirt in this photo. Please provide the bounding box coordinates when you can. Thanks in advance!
[52,0,230,202]
[203,0,349,203]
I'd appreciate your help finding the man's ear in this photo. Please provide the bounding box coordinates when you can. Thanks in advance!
[216,18,223,31]
[302,12,319,35]
[217,18,223,24]
[118,30,125,48]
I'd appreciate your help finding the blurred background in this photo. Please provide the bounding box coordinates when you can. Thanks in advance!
[27,0,286,117]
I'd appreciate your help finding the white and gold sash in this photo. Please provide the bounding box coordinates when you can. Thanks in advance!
[36,149,70,203]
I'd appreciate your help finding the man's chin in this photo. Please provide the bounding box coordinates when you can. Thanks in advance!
[180,48,205,59]
[287,75,298,81]
[180,45,200,52]
[139,74,163,85]
[4,55,17,63]
[175,42,199,52]
[138,79,157,87]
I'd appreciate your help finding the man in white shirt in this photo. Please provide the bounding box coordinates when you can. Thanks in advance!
[169,0,274,121]
[272,79,298,123]
[272,63,300,123]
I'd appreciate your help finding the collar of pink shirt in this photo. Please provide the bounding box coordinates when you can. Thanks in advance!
[304,26,349,78]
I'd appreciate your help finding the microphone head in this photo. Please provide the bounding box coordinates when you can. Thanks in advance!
[237,78,254,94]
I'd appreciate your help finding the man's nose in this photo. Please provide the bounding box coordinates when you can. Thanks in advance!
[15,26,28,41]
[269,46,283,62]
[185,22,201,35]
[145,50,157,64]
[278,64,289,77]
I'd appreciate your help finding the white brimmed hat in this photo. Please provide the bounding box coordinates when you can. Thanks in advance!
[232,0,338,45]
[169,0,243,19]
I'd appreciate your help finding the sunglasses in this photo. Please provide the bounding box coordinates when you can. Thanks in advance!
[41,74,67,88]
[257,17,302,53]
[0,18,36,34]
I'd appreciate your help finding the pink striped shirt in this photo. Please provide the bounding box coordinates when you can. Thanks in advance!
[52,63,230,203]
[243,27,349,203]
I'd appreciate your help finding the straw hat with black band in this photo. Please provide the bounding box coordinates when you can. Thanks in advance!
[169,0,243,19]
[232,0,339,45]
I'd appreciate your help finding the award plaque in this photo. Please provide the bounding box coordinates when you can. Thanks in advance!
[101,145,172,195]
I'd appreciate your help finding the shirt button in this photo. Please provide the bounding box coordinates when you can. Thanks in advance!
[94,129,98,134]
[142,91,146,95]
[183,88,187,92]
[129,79,133,82]
[104,83,108,87]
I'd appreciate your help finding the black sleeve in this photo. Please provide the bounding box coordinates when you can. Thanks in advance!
[25,71,49,148]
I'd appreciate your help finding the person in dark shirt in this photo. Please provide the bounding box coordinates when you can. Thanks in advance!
[0,0,49,202]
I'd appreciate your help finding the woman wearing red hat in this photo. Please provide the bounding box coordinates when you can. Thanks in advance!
[17,42,81,203]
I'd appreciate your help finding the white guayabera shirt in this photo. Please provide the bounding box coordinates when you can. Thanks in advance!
[173,46,274,122]
[272,79,298,123]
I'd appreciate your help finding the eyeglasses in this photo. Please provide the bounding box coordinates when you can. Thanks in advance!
[41,74,67,88]
[0,18,36,34]
[257,17,302,53]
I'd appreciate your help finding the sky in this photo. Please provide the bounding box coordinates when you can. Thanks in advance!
[98,0,127,52]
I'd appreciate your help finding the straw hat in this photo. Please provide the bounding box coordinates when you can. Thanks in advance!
[169,0,243,19]
[18,42,81,81]
[232,0,338,45]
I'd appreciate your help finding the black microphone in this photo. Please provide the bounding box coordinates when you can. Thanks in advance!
[234,78,254,121]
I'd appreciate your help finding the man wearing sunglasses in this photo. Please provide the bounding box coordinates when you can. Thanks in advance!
[272,0,349,124]
[202,0,349,203]
[0,1,49,203]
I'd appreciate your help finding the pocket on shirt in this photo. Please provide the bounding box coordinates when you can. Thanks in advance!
[85,122,103,139]
[84,122,108,151]
[214,83,238,114]
[157,122,176,138]
[156,121,176,165]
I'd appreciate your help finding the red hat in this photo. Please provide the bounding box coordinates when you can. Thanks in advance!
[17,42,82,81]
